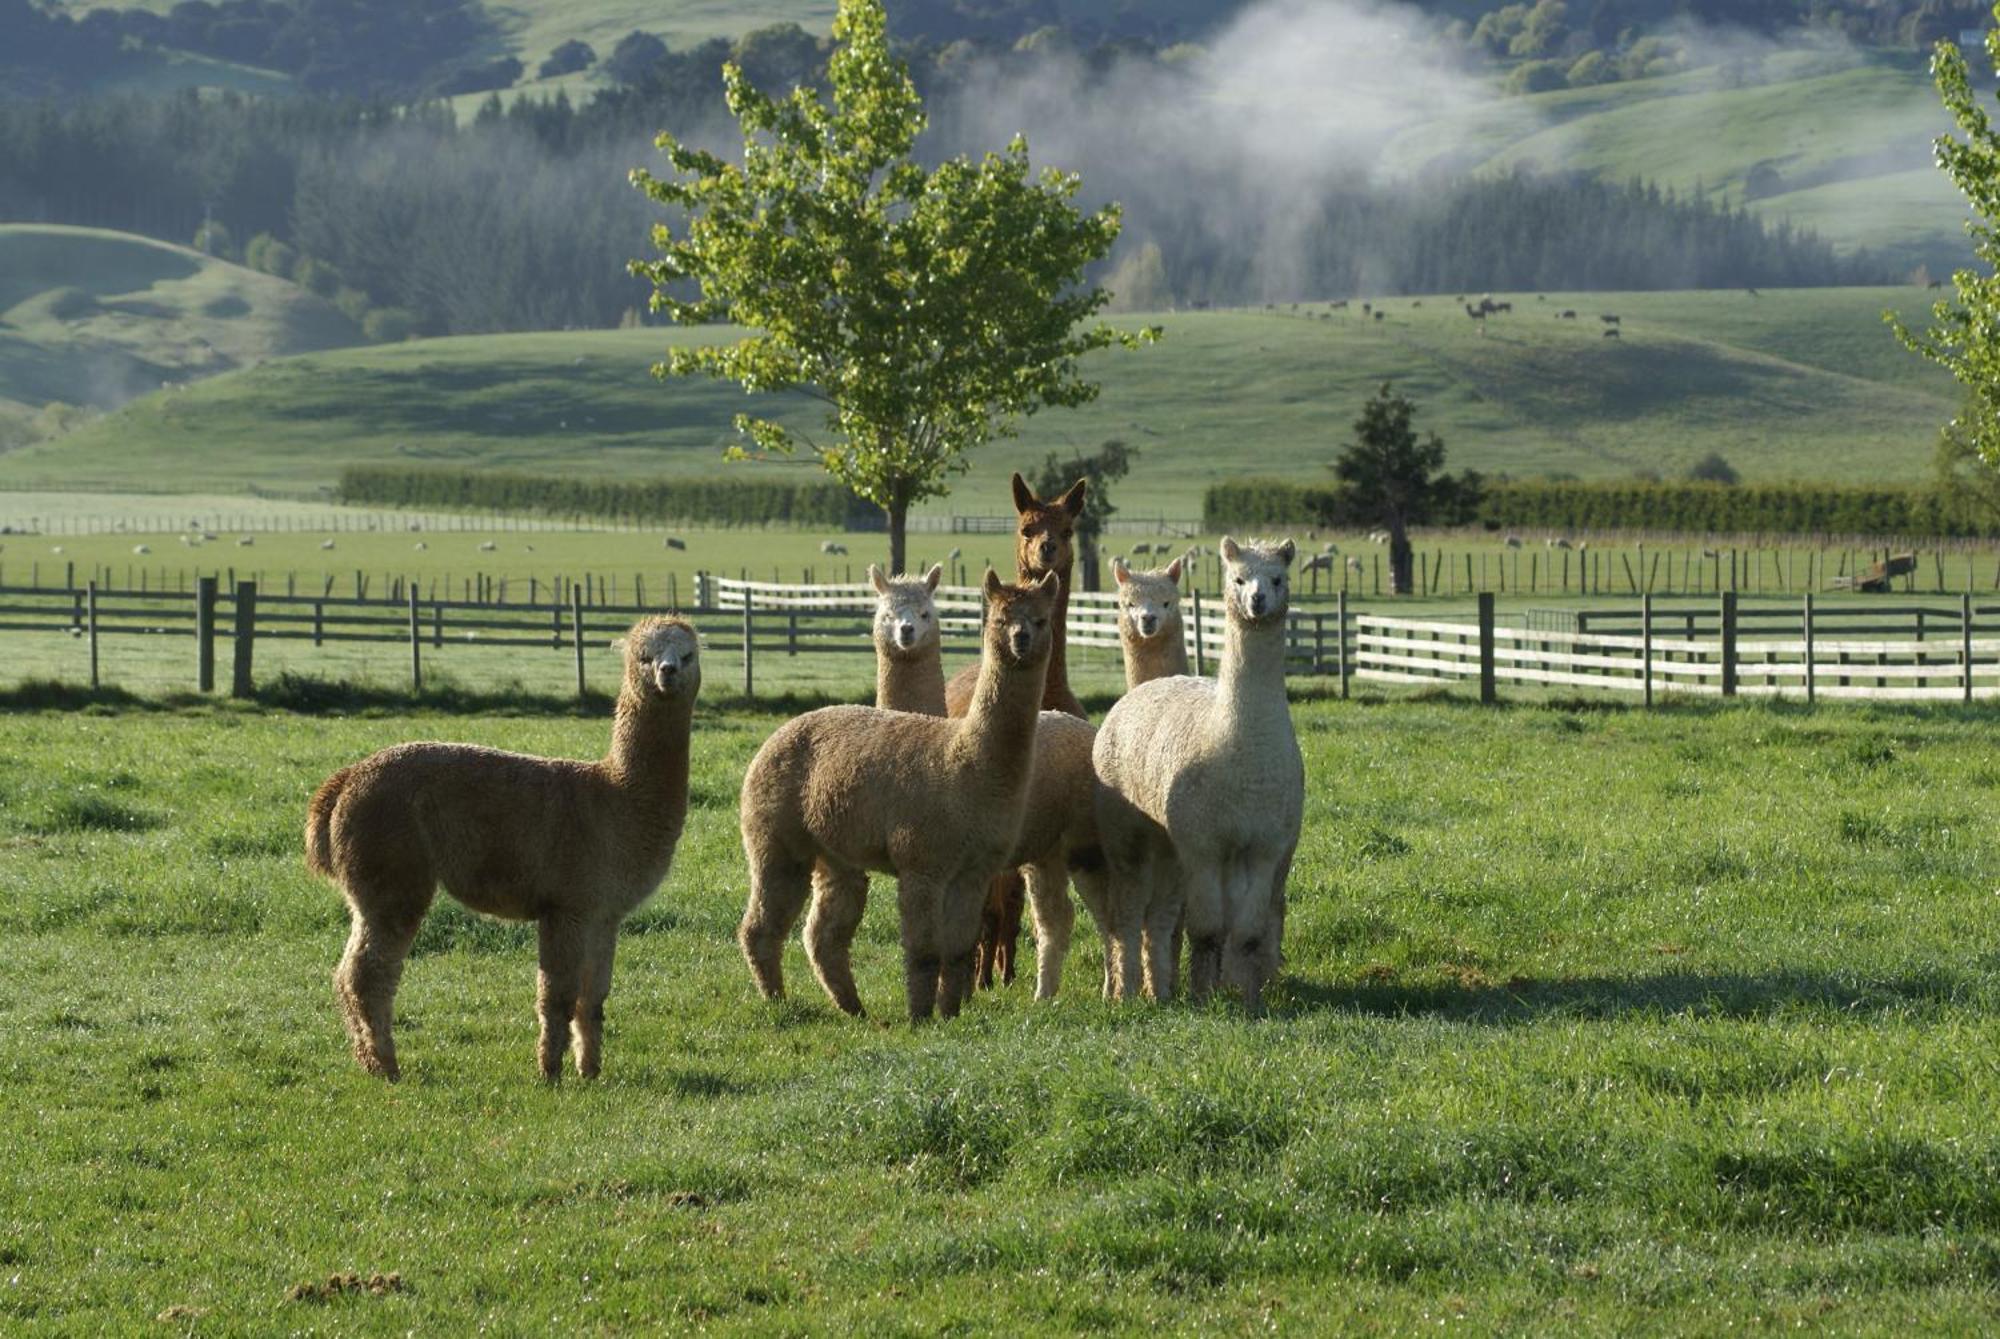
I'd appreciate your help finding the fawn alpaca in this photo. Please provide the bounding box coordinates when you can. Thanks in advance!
[305,617,700,1080]
[870,563,945,715]
[1093,538,1303,1014]
[738,571,1059,1021]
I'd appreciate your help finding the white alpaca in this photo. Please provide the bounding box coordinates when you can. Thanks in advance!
[1093,537,1302,1014]
[1111,554,1188,687]
[869,563,945,716]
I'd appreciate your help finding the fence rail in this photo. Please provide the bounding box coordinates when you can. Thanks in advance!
[6,576,1997,708]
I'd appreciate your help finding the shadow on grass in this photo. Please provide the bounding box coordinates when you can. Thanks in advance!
[1274,964,1987,1024]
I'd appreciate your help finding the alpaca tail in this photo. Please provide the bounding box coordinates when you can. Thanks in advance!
[304,766,352,878]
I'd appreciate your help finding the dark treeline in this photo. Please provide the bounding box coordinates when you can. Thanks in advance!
[1208,478,2000,539]
[0,20,1889,337]
[338,466,874,529]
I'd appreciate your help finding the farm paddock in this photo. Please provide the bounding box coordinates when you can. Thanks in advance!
[4,694,2000,1330]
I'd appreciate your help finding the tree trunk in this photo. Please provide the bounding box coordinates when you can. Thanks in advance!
[1080,539,1101,593]
[887,501,908,576]
[1389,525,1414,596]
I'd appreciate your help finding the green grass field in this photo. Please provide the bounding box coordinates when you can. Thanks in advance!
[0,226,360,449]
[5,693,2000,1329]
[0,290,1954,511]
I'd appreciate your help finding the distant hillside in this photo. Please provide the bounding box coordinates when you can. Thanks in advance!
[0,289,1954,508]
[0,226,361,451]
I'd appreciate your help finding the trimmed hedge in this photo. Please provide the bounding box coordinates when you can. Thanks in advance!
[338,466,878,529]
[1205,478,2000,539]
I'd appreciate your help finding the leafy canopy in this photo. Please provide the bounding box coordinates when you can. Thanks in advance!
[628,0,1152,526]
[1334,383,1466,529]
[1893,9,2000,465]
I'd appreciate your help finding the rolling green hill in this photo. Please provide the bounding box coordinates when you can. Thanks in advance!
[0,225,362,451]
[0,288,1954,512]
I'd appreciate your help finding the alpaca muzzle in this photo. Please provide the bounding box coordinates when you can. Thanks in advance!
[896,622,916,649]
[1009,629,1034,660]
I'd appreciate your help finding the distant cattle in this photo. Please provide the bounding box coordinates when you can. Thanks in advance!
[820,540,848,555]
[1558,309,1577,319]
[1373,310,1385,321]
[664,537,687,551]
[1601,314,1621,325]
[1603,328,1621,339]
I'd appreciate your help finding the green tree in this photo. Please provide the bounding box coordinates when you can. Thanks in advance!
[1933,399,2000,528]
[629,0,1151,572]
[1685,451,1739,485]
[1031,438,1135,591]
[1894,14,2000,469]
[1333,384,1469,596]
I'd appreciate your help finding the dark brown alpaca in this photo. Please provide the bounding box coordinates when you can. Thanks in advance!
[944,473,1088,990]
[305,617,700,1081]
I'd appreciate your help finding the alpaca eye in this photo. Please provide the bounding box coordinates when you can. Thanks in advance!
[920,611,930,621]
[1035,618,1047,629]
[1274,577,1285,587]
[1232,577,1244,586]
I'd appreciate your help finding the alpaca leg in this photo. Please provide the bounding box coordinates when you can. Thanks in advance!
[972,879,1004,991]
[1227,855,1284,1018]
[1025,860,1074,1002]
[804,861,869,1017]
[996,873,1026,987]
[333,889,430,1081]
[897,875,944,1023]
[1180,863,1227,1004]
[537,916,588,1082]
[1069,866,1114,999]
[1142,899,1184,1002]
[1101,843,1154,1002]
[935,876,989,1020]
[739,847,812,1002]
[570,924,618,1080]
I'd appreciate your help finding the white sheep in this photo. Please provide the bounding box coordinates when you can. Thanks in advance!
[304,617,702,1081]
[1093,537,1303,1014]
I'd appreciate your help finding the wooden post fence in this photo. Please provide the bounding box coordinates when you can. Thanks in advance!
[741,587,755,699]
[571,584,587,700]
[1477,591,1496,704]
[196,575,218,692]
[230,580,257,698]
[86,580,99,689]
[1641,593,1653,708]
[407,587,422,693]
[1719,591,1738,698]
[1191,588,1205,678]
[1336,590,1348,699]
[1964,593,1975,705]
[1803,593,1815,705]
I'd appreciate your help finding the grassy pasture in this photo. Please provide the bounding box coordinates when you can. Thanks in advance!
[0,291,1953,510]
[4,694,2000,1330]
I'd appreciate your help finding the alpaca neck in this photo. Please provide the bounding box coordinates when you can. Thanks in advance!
[605,690,693,815]
[1018,553,1076,710]
[955,639,1047,778]
[1215,610,1289,739]
[1121,619,1188,689]
[877,640,946,716]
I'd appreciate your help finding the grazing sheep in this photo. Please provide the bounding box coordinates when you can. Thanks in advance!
[1131,541,1154,557]
[664,537,686,551]
[413,542,427,552]
[1603,328,1621,339]
[237,536,254,547]
[478,540,498,552]
[870,563,946,716]
[321,539,336,551]
[1504,535,1524,550]
[944,474,1088,991]
[305,617,701,1081]
[738,571,1061,1021]
[132,544,150,555]
[1559,309,1578,319]
[1548,537,1573,551]
[50,546,63,554]
[1601,314,1621,325]
[820,540,849,556]
[1093,538,1303,1014]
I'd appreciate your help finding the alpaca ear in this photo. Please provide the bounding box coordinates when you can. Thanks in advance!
[1220,536,1241,563]
[1165,554,1184,582]
[1010,472,1035,513]
[868,563,889,595]
[983,566,1005,598]
[609,637,627,654]
[924,563,943,591]
[1277,538,1296,565]
[1111,556,1131,585]
[1058,477,1088,517]
[1035,570,1061,598]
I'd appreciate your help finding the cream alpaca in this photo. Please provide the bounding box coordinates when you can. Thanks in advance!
[1112,553,1189,686]
[869,563,945,715]
[1093,538,1303,1014]
[737,571,1059,1022]
[304,617,700,1080]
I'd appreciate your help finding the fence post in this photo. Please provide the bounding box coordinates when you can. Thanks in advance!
[408,587,422,693]
[1477,591,1496,705]
[230,580,257,698]
[1719,591,1738,698]
[741,587,755,699]
[1191,588,1205,678]
[1963,592,1975,705]
[1641,593,1653,708]
[86,583,98,691]
[1803,593,1815,705]
[1337,590,1348,699]
[572,585,587,700]
[196,575,218,692]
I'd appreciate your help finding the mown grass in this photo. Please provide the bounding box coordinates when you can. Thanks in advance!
[3,692,2000,1330]
[1,291,1951,509]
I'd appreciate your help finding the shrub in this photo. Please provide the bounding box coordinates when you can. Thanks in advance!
[1686,452,1740,486]
[292,256,342,298]
[538,39,595,78]
[1504,59,1569,95]
[361,307,419,343]
[337,466,876,528]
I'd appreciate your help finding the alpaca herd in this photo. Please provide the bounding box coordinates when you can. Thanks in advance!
[304,474,1304,1080]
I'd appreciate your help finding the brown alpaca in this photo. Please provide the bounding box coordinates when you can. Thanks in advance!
[737,570,1058,1022]
[945,473,1088,991]
[304,617,699,1081]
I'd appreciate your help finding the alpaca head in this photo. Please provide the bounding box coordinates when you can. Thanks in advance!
[982,568,1061,669]
[619,616,701,699]
[1010,472,1087,578]
[1219,537,1296,626]
[1112,553,1185,644]
[869,563,943,658]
